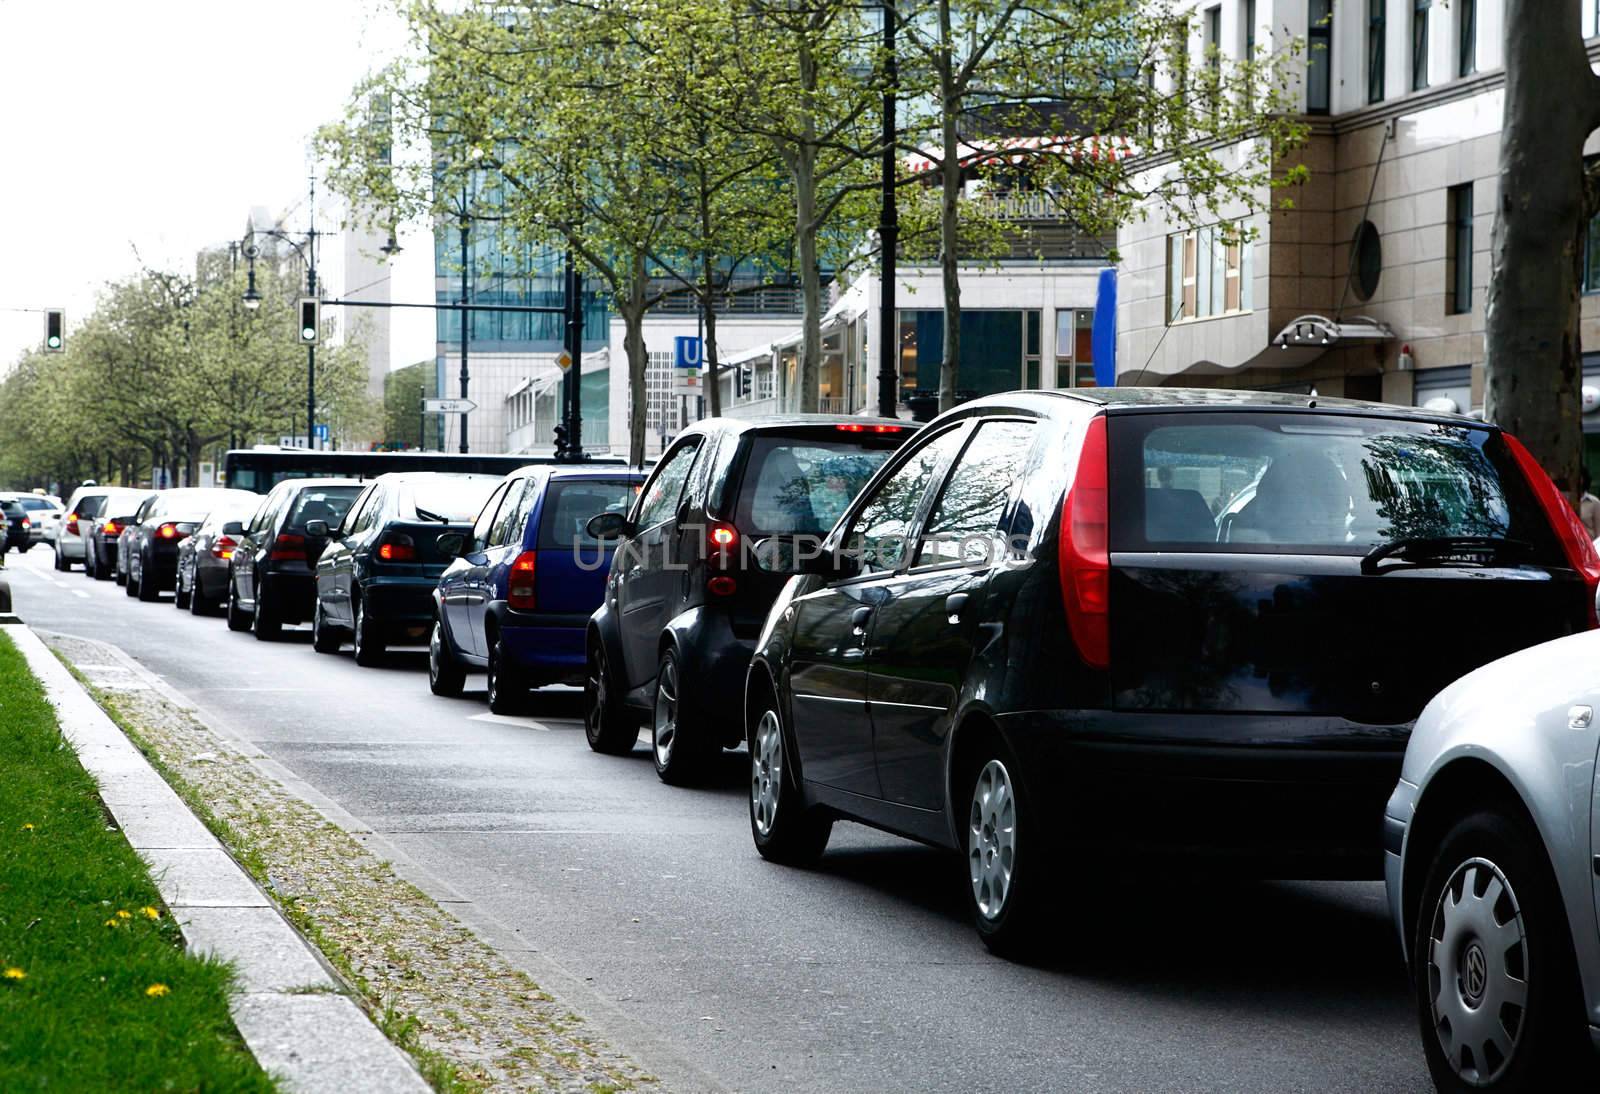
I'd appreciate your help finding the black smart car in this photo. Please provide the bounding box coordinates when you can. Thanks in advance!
[126,488,260,602]
[584,415,916,783]
[744,389,1600,954]
[309,471,501,665]
[226,478,362,639]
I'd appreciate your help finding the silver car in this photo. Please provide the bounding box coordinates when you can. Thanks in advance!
[1386,629,1600,1091]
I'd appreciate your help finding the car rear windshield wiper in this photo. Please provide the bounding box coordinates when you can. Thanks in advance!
[413,506,453,524]
[1360,536,1533,574]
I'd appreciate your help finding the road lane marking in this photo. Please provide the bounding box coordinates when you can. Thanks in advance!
[72,589,88,598]
[467,712,556,731]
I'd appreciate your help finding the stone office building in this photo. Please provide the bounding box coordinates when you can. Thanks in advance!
[1118,0,1600,461]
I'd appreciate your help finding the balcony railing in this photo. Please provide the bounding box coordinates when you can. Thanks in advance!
[653,285,805,316]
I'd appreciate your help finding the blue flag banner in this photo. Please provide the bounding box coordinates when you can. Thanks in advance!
[1091,268,1117,388]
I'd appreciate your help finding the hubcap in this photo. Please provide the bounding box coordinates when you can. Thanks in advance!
[488,646,499,702]
[429,624,442,681]
[968,759,1017,921]
[751,710,783,836]
[653,659,678,767]
[1426,857,1528,1086]
[586,652,606,732]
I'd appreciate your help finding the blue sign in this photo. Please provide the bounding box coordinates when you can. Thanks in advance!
[673,336,703,369]
[1091,268,1117,388]
[313,423,330,441]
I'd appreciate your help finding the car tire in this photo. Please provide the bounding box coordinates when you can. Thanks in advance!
[428,618,466,698]
[1413,808,1594,1093]
[83,547,95,579]
[124,560,140,597]
[136,552,160,602]
[584,640,635,754]
[250,579,281,640]
[651,648,710,786]
[486,635,527,714]
[311,597,341,654]
[226,581,251,632]
[748,686,832,867]
[53,547,67,572]
[91,550,111,582]
[174,567,191,610]
[18,544,30,554]
[189,576,212,616]
[351,594,384,666]
[963,734,1049,958]
[115,556,127,586]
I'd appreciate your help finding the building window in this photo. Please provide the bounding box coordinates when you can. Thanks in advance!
[1458,0,1476,76]
[1054,310,1098,388]
[1582,207,1600,294]
[1307,0,1332,113]
[1367,0,1386,103]
[1413,0,1430,90]
[1205,6,1222,114]
[1447,184,1473,315]
[1167,225,1251,322]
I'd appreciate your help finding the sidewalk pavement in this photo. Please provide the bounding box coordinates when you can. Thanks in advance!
[5,622,431,1093]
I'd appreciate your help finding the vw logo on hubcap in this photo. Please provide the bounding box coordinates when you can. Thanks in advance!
[1460,942,1488,1006]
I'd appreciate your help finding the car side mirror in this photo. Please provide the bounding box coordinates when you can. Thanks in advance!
[221,521,245,536]
[435,531,465,558]
[586,512,632,540]
[304,519,332,538]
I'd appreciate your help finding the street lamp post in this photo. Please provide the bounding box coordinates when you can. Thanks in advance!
[241,214,321,451]
[459,215,471,454]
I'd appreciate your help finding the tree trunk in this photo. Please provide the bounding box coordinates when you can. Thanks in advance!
[1486,0,1600,498]
[794,37,822,414]
[622,268,650,466]
[936,0,962,414]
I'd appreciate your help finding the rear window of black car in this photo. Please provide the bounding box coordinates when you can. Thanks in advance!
[537,480,641,549]
[1108,412,1562,560]
[732,433,902,536]
[73,495,107,519]
[286,486,362,528]
[400,475,501,523]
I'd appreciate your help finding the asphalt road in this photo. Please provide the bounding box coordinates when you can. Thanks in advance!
[1,546,1431,1093]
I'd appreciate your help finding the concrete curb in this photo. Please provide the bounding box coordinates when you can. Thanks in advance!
[7,624,431,1094]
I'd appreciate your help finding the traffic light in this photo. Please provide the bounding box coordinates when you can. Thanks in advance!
[297,298,320,345]
[43,309,64,353]
[737,363,752,398]
[553,423,570,460]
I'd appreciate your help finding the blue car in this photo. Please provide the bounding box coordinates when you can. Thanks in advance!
[430,466,644,712]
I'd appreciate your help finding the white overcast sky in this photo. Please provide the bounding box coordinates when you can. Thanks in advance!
[0,0,437,372]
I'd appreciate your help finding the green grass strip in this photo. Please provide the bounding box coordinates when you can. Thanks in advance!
[0,631,276,1092]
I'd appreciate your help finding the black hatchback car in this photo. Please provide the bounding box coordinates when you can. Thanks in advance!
[585,415,916,783]
[743,389,1600,953]
[226,478,362,640]
[126,488,260,602]
[309,471,501,665]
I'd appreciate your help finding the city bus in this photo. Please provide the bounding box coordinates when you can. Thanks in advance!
[222,448,628,493]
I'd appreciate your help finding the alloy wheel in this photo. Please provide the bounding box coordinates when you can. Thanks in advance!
[751,710,783,837]
[585,650,607,736]
[968,759,1018,921]
[1425,857,1529,1086]
[653,657,678,769]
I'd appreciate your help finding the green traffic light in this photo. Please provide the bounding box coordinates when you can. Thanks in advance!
[46,336,61,349]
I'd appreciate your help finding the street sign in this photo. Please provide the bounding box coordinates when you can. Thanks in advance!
[278,436,311,450]
[313,424,330,442]
[424,398,477,414]
[674,336,703,369]
[555,349,573,372]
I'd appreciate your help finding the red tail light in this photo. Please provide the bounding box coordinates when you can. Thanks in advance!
[19,517,28,528]
[508,550,537,610]
[708,521,738,554]
[101,520,121,536]
[707,575,738,597]
[835,422,907,434]
[270,533,307,561]
[1059,414,1110,668]
[157,522,179,539]
[212,535,237,560]
[1503,433,1600,628]
[377,533,415,562]
[66,514,79,535]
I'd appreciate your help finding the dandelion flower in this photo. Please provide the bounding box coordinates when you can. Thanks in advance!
[115,910,131,920]
[104,919,120,928]
[141,906,160,920]
[2,968,24,981]
[20,823,33,831]
[145,983,169,997]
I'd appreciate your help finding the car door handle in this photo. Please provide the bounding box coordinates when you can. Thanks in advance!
[945,593,969,621]
[851,605,873,635]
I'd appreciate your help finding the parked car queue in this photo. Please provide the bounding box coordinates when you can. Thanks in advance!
[35,392,1600,1093]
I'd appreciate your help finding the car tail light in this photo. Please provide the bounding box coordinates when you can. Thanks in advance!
[101,520,121,536]
[377,533,415,562]
[1059,414,1110,668]
[1503,433,1600,628]
[508,550,537,610]
[834,423,907,434]
[270,533,307,561]
[66,513,79,535]
[157,522,179,539]
[212,535,237,560]
[19,517,28,528]
[708,521,738,554]
[707,575,738,597]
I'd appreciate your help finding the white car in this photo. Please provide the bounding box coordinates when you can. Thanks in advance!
[0,493,64,544]
[55,485,148,570]
[1386,629,1600,1091]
